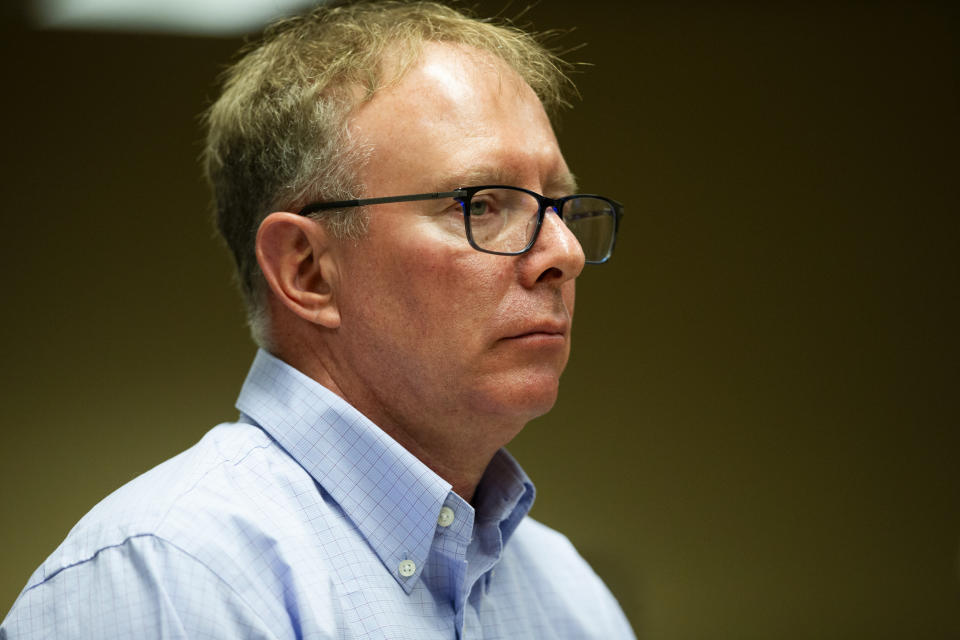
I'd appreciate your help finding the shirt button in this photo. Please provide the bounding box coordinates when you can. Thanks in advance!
[437,506,455,527]
[398,559,417,578]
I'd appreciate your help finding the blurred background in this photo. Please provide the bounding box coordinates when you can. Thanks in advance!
[1,1,957,637]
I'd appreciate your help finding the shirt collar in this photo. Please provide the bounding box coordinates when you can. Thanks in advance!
[474,448,536,546]
[235,349,536,591]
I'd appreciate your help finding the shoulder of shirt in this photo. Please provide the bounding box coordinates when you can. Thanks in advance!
[510,515,585,564]
[509,517,621,605]
[508,516,636,637]
[23,421,302,591]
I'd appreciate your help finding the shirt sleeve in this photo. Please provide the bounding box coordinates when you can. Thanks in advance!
[1,534,280,640]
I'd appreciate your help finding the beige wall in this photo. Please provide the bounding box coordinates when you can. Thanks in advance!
[1,3,958,637]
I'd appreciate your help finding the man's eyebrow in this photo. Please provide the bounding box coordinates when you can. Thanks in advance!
[546,173,579,196]
[436,169,579,195]
[436,168,507,191]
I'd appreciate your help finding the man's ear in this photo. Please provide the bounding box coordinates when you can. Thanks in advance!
[256,212,341,329]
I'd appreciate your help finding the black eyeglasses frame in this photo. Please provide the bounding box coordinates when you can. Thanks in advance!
[297,184,623,264]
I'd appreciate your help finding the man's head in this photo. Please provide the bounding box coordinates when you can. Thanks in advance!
[203,0,574,347]
[204,1,608,487]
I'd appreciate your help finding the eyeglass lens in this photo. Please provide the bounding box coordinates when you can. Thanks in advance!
[464,188,616,262]
[563,196,617,262]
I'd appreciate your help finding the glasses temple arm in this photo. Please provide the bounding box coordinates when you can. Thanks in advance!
[298,190,466,215]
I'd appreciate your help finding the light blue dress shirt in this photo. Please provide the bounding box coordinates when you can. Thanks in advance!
[2,350,635,639]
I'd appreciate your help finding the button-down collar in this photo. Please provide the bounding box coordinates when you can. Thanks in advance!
[236,350,451,593]
[235,350,536,595]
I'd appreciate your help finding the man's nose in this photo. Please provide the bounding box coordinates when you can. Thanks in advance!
[520,209,586,286]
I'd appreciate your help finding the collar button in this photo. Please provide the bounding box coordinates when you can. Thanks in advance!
[398,559,417,578]
[437,506,455,527]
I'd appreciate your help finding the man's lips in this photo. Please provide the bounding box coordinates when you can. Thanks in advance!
[502,321,569,341]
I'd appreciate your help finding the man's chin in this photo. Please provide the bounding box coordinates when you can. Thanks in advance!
[471,374,562,423]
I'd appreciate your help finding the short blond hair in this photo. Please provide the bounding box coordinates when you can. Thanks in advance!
[203,0,575,347]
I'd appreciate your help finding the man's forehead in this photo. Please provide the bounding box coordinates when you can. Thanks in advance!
[368,41,515,106]
[349,40,570,199]
[350,42,536,138]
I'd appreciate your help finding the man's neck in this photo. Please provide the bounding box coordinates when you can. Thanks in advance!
[272,340,521,504]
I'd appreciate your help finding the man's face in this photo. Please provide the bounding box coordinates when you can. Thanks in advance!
[329,42,584,450]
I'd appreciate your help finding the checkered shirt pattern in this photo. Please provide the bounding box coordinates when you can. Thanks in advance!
[2,349,635,639]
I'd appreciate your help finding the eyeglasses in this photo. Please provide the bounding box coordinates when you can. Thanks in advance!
[297,185,623,264]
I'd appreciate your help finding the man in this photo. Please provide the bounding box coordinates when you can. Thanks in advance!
[2,1,630,638]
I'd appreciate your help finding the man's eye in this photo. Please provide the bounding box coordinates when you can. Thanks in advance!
[469,200,489,216]
[469,198,501,217]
